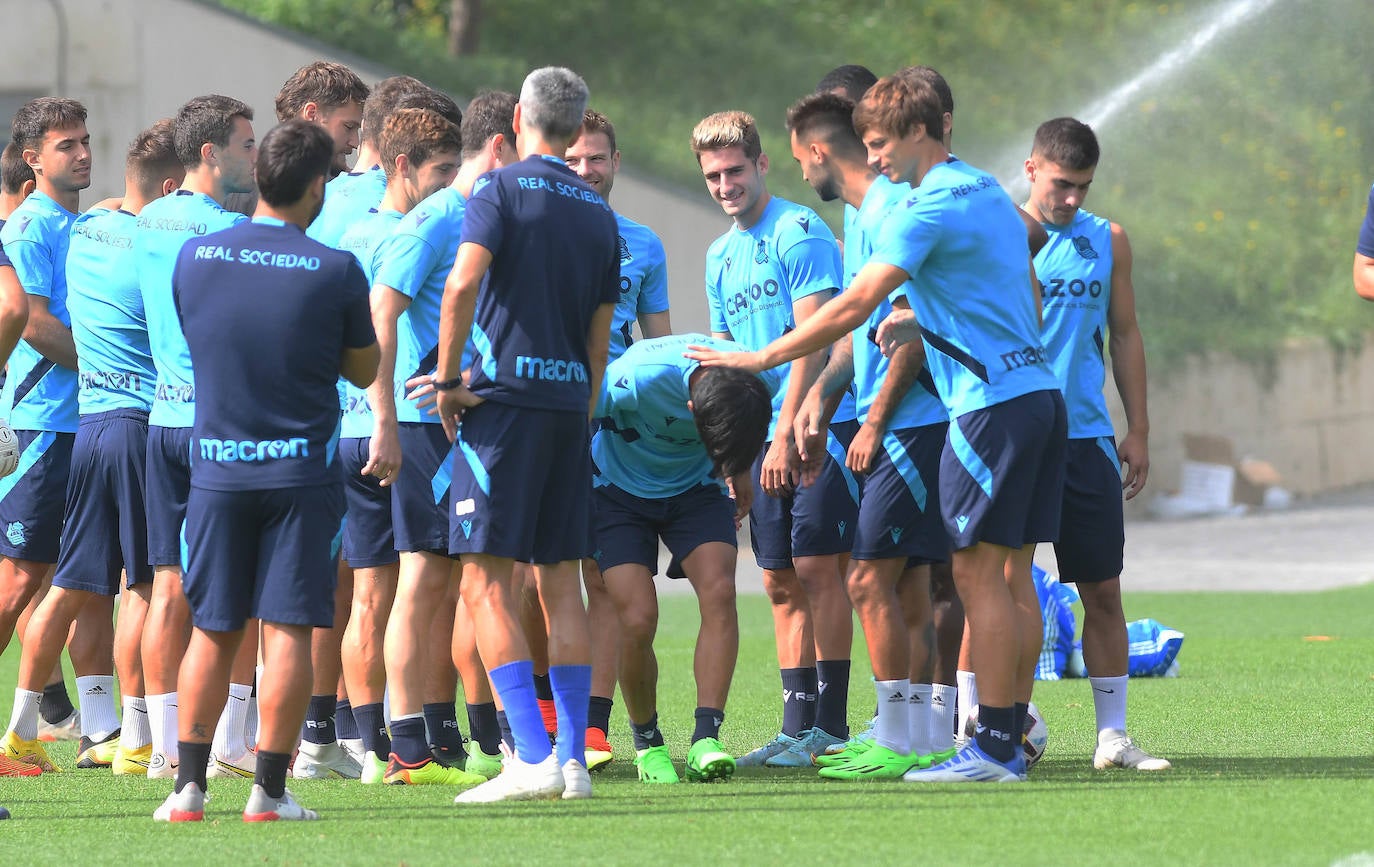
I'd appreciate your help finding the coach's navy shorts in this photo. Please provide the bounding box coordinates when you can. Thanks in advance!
[146,425,192,567]
[941,389,1067,551]
[0,429,74,563]
[450,401,591,564]
[53,409,152,593]
[182,483,344,631]
[392,422,452,557]
[1053,436,1125,583]
[339,436,398,568]
[749,420,861,570]
[593,480,736,575]
[853,422,950,564]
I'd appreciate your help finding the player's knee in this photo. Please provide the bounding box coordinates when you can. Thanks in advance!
[618,603,658,643]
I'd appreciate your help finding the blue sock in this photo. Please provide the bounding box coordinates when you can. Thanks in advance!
[692,707,725,744]
[302,694,336,745]
[354,702,390,757]
[975,705,1018,763]
[780,668,817,737]
[335,698,359,741]
[814,659,850,739]
[488,660,551,763]
[549,664,592,766]
[390,715,430,764]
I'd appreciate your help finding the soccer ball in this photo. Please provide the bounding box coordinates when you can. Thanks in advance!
[0,422,18,479]
[963,701,1049,768]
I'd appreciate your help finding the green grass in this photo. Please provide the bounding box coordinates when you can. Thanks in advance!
[3,586,1374,865]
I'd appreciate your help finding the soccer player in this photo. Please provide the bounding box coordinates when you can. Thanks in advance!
[1023,117,1169,771]
[1355,181,1374,301]
[0,99,104,775]
[2,120,184,777]
[689,72,1066,783]
[371,90,519,787]
[275,60,370,176]
[781,92,955,780]
[431,66,617,804]
[153,120,378,822]
[563,107,673,768]
[691,110,857,766]
[136,94,256,778]
[593,334,775,784]
[334,106,461,783]
[1,142,36,218]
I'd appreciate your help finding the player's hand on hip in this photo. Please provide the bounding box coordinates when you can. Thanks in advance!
[436,386,484,443]
[876,308,920,358]
[684,345,765,373]
[405,373,440,414]
[1117,429,1150,500]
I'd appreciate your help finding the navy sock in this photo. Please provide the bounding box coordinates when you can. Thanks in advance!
[302,694,336,745]
[814,659,850,739]
[40,681,74,724]
[390,716,430,764]
[175,740,211,794]
[692,707,725,744]
[533,672,553,702]
[254,749,291,800]
[354,702,390,757]
[588,695,613,735]
[975,705,1018,763]
[1014,701,1029,758]
[466,702,501,755]
[489,660,552,763]
[630,713,665,751]
[549,664,591,765]
[423,701,465,757]
[335,698,359,741]
[496,710,514,753]
[780,667,818,737]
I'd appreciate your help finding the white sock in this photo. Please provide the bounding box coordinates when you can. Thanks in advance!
[929,683,957,752]
[8,688,42,741]
[245,666,263,746]
[873,680,909,754]
[76,675,120,741]
[228,682,253,754]
[147,691,179,762]
[907,683,933,757]
[119,697,151,749]
[956,669,978,734]
[1090,675,1129,735]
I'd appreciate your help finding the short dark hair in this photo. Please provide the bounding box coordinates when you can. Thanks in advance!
[1032,117,1100,170]
[10,97,87,152]
[897,66,955,116]
[580,109,617,153]
[379,108,462,178]
[127,119,182,197]
[393,87,463,128]
[460,91,517,159]
[853,74,943,143]
[174,95,254,168]
[255,120,334,207]
[275,61,370,123]
[361,75,427,147]
[816,65,878,102]
[786,92,864,159]
[1,142,34,194]
[690,367,772,480]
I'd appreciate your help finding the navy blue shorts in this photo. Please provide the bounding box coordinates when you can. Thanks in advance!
[53,410,152,593]
[748,420,861,570]
[182,484,344,631]
[146,425,192,568]
[391,423,452,557]
[450,401,591,564]
[853,423,950,564]
[941,389,1067,551]
[593,481,736,575]
[1053,436,1125,583]
[0,429,74,563]
[339,436,398,568]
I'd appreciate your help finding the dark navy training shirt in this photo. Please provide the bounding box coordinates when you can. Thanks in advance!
[459,154,620,412]
[173,217,375,491]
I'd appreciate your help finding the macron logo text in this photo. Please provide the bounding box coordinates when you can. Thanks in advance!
[515,355,588,383]
[200,437,309,463]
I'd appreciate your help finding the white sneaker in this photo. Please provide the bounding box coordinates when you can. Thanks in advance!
[293,740,362,779]
[454,753,564,804]
[561,758,592,800]
[147,751,179,779]
[153,783,206,822]
[340,737,366,764]
[38,709,80,742]
[208,748,257,779]
[1093,729,1172,771]
[242,784,318,822]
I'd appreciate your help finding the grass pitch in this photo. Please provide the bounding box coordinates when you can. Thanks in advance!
[2,585,1373,865]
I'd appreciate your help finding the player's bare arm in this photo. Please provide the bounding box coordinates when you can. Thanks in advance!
[1355,251,1374,302]
[586,301,615,420]
[21,294,77,370]
[847,333,926,475]
[363,284,410,486]
[1106,222,1149,499]
[433,240,491,441]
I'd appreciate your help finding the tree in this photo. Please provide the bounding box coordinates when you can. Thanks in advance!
[448,0,482,55]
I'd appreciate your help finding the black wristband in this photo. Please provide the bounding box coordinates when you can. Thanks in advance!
[432,376,465,392]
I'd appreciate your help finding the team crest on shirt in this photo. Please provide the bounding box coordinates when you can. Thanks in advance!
[1072,235,1099,260]
[617,235,632,263]
[5,522,25,547]
[754,239,769,265]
